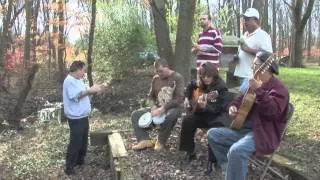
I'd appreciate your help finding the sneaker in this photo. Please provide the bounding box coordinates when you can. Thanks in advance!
[132,140,155,150]
[154,140,165,151]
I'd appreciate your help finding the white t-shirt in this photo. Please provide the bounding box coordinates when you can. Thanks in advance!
[234,28,273,78]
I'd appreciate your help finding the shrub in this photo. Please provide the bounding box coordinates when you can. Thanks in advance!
[94,1,152,81]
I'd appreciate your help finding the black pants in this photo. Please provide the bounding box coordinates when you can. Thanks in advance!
[179,112,228,153]
[66,117,89,170]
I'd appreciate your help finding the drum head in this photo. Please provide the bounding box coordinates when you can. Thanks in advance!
[152,114,166,125]
[138,112,152,128]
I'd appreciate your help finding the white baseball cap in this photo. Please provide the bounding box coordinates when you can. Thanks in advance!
[242,8,260,20]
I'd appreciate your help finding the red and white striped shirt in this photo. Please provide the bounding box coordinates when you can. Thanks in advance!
[196,27,223,68]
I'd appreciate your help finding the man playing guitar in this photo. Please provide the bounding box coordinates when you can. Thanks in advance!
[207,51,289,180]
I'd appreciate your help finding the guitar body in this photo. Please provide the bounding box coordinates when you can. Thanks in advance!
[230,53,276,129]
[189,87,202,113]
[230,90,256,129]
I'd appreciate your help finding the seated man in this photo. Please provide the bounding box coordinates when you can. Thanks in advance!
[131,58,184,151]
[207,51,289,180]
[179,62,231,161]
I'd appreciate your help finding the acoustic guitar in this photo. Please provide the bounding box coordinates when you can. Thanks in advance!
[188,68,219,113]
[230,53,276,129]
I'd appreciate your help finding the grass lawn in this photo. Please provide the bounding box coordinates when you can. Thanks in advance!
[0,66,319,179]
[276,66,320,176]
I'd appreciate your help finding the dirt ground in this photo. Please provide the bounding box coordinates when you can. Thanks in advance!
[0,67,317,180]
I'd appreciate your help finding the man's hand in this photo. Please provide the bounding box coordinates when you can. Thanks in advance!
[151,106,164,116]
[184,98,190,108]
[88,84,105,94]
[208,90,219,102]
[229,105,238,117]
[191,45,200,54]
[248,79,262,91]
[197,94,207,109]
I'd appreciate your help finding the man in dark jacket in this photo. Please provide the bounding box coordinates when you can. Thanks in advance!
[207,51,289,180]
[179,62,232,161]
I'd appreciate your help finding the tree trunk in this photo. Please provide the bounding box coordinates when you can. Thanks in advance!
[150,0,174,68]
[57,0,65,85]
[87,0,97,87]
[252,0,267,30]
[272,0,276,50]
[42,0,52,78]
[24,0,32,66]
[307,17,312,58]
[32,0,41,63]
[0,0,13,67]
[174,0,196,84]
[289,0,315,67]
[9,64,39,129]
[52,0,58,67]
[236,0,241,37]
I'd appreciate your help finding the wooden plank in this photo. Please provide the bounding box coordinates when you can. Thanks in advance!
[108,132,128,157]
[264,154,293,166]
[107,132,142,180]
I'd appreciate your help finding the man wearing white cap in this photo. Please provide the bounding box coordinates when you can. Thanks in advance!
[234,8,273,94]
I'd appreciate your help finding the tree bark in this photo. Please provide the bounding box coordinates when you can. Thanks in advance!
[252,0,267,31]
[57,0,65,84]
[0,0,13,67]
[272,0,276,50]
[87,0,97,87]
[174,0,196,84]
[24,0,32,66]
[289,0,315,67]
[9,64,39,129]
[307,17,312,58]
[150,0,174,68]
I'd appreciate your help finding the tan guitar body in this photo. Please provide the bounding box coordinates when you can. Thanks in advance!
[230,90,256,129]
[230,53,276,129]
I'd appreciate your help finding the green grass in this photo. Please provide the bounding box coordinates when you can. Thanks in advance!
[279,66,320,139]
[277,66,320,174]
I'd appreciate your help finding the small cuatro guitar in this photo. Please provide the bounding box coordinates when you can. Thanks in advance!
[230,53,276,129]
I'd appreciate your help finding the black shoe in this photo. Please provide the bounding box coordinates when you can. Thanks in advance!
[184,151,196,162]
[64,168,75,175]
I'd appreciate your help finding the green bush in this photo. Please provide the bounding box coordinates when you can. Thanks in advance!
[94,1,152,81]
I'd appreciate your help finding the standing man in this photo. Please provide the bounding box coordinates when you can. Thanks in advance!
[131,58,184,151]
[63,60,105,175]
[234,8,273,93]
[192,13,223,70]
[207,51,289,180]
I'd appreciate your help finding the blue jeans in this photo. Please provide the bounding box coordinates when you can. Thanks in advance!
[207,128,255,180]
[239,78,249,94]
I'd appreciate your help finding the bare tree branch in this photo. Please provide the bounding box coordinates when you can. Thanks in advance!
[10,4,25,28]
[282,0,293,9]
[300,0,315,30]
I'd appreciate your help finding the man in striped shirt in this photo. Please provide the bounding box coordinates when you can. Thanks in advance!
[192,13,223,70]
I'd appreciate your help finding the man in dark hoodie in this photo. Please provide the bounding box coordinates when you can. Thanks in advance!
[207,50,289,180]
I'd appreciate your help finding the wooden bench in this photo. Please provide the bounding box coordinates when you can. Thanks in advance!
[90,130,142,180]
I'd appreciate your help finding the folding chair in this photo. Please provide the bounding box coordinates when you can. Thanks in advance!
[249,102,295,180]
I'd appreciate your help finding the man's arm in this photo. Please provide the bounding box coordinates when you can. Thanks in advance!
[147,76,157,107]
[163,74,185,111]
